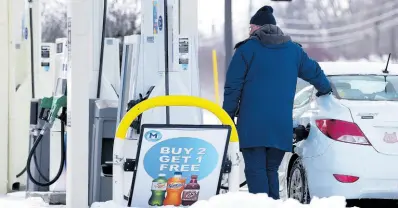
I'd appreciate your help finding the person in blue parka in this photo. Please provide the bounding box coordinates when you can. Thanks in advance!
[222,5,332,199]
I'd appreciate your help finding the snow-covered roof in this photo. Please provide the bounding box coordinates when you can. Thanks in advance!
[319,61,398,76]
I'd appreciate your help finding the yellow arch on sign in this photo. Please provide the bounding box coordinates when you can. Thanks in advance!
[115,95,239,143]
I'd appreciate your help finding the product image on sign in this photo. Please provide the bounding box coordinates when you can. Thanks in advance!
[147,172,201,206]
[163,172,186,206]
[148,173,167,206]
[181,174,201,206]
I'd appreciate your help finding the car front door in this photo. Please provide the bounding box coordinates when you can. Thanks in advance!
[279,85,314,199]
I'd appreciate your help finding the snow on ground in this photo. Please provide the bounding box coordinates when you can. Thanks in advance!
[0,192,65,208]
[91,192,349,208]
[189,192,348,208]
[1,192,350,208]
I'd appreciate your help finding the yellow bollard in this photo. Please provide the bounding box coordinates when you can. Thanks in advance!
[212,50,220,105]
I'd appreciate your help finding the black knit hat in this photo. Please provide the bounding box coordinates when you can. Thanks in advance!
[250,6,276,26]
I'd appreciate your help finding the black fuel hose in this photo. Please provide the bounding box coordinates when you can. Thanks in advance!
[16,136,49,181]
[26,121,66,187]
[33,144,50,182]
[15,167,26,178]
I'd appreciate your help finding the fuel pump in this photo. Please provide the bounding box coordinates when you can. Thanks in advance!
[26,60,68,187]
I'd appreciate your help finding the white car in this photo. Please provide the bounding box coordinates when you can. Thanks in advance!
[277,62,398,203]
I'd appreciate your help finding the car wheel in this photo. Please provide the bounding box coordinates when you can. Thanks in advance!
[288,158,311,204]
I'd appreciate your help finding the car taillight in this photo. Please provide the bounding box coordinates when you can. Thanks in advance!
[315,119,370,145]
[333,174,359,183]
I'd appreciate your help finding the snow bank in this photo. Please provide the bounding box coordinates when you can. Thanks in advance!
[0,192,65,208]
[91,200,126,208]
[1,192,348,208]
[190,192,347,208]
[91,192,348,208]
[0,197,53,208]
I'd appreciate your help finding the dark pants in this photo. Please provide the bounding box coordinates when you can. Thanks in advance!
[241,147,285,199]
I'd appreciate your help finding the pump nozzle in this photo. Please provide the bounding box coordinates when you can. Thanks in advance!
[38,95,67,135]
[39,97,54,121]
[40,97,53,109]
[48,95,67,125]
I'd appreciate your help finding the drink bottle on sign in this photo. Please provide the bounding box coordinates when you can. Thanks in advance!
[181,175,200,206]
[163,172,186,206]
[148,173,168,206]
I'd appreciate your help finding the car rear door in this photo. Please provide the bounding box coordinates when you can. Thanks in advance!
[342,100,398,156]
[329,74,398,156]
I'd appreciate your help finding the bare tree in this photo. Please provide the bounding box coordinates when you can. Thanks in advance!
[41,0,140,42]
[41,0,67,42]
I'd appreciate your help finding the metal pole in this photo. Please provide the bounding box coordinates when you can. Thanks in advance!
[66,0,92,206]
[164,0,170,124]
[28,0,35,98]
[224,0,233,76]
[249,0,253,20]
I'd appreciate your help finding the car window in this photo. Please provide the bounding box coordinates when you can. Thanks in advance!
[329,75,398,101]
[294,87,314,108]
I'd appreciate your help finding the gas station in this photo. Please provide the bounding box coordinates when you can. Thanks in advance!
[0,0,252,207]
[4,0,398,208]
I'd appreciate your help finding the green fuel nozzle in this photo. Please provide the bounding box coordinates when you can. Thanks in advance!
[38,95,67,135]
[40,97,54,109]
[48,95,67,124]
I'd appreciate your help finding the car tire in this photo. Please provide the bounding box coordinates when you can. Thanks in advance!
[288,158,311,204]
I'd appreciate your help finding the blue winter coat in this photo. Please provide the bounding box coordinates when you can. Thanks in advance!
[223,25,332,152]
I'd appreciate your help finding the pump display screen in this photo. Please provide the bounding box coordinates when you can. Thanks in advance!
[57,43,63,53]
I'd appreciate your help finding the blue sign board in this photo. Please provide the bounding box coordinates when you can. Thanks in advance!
[129,124,231,207]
